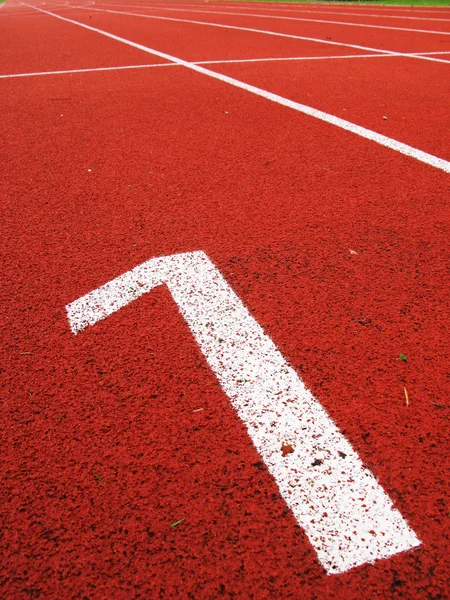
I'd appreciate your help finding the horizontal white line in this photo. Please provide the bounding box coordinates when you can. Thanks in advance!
[94,3,450,37]
[0,53,401,79]
[66,250,421,574]
[3,48,450,80]
[23,2,450,174]
[0,62,175,78]
[200,53,390,64]
[79,6,450,65]
[201,50,450,61]
[415,50,450,54]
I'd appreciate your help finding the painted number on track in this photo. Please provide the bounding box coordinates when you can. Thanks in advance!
[66,251,420,575]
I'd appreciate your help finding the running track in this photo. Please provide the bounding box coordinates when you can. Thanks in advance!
[1,0,449,597]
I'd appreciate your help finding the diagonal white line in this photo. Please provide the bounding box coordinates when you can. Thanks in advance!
[21,3,450,174]
[92,3,450,37]
[127,0,450,23]
[185,1,450,16]
[76,5,450,65]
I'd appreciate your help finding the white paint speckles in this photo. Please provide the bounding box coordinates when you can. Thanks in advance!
[66,251,420,575]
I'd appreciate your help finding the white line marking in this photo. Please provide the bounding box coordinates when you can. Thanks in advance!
[21,3,450,173]
[206,50,450,63]
[92,3,450,37]
[189,1,450,15]
[136,1,450,23]
[0,54,403,79]
[0,62,176,78]
[200,53,389,64]
[75,6,450,65]
[4,50,450,80]
[66,251,420,574]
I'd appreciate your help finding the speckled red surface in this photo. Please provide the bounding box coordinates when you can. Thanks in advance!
[1,1,449,598]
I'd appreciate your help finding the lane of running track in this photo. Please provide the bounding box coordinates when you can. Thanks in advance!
[86,2,450,53]
[94,0,450,17]
[94,1,450,33]
[0,11,169,74]
[1,1,449,598]
[207,56,450,160]
[153,1,450,18]
[39,9,380,61]
[42,4,450,160]
[168,2,450,22]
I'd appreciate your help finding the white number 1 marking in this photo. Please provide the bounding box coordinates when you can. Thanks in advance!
[66,251,420,574]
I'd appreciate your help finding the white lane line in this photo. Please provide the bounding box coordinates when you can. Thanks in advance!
[193,1,450,15]
[0,62,176,79]
[22,3,450,174]
[92,3,450,37]
[12,51,450,81]
[93,0,450,21]
[143,1,450,23]
[201,50,450,62]
[413,50,450,55]
[66,250,421,575]
[0,54,401,79]
[200,53,390,64]
[76,6,450,65]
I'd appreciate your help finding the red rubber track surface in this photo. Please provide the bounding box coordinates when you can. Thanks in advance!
[90,2,450,52]
[53,10,374,61]
[1,1,449,598]
[212,57,450,160]
[57,9,450,160]
[106,0,450,16]
[135,1,450,31]
[0,12,167,74]
[175,0,450,16]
